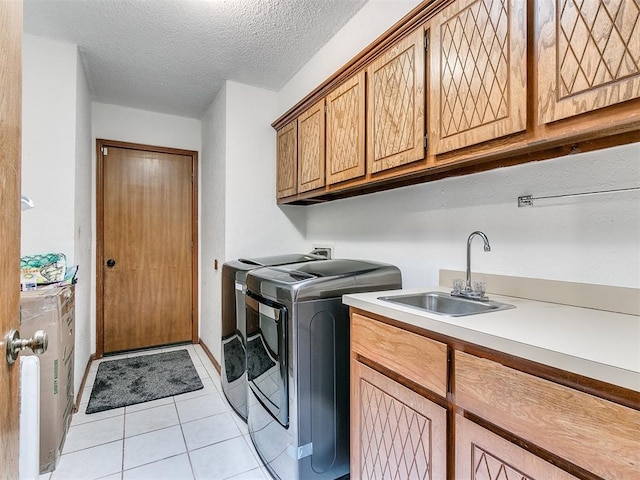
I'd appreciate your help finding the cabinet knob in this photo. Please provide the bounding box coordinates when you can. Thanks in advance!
[106,259,116,268]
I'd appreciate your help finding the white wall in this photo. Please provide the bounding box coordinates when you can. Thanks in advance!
[73,51,93,390]
[277,0,640,289]
[200,85,227,353]
[200,81,307,361]
[307,144,640,288]
[92,103,201,150]
[22,34,96,395]
[21,34,78,260]
[224,81,306,261]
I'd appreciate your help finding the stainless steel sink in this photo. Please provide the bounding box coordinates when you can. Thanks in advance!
[378,291,515,317]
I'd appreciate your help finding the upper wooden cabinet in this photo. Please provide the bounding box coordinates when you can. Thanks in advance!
[273,0,639,204]
[429,0,527,155]
[276,120,297,199]
[367,28,425,173]
[297,99,325,193]
[326,72,366,185]
[537,0,640,124]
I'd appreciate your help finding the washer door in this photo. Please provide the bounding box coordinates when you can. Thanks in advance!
[245,291,289,428]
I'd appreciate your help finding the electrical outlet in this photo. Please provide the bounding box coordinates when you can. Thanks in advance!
[311,244,334,259]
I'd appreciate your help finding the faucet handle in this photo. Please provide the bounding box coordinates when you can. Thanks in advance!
[452,278,464,294]
[473,281,487,297]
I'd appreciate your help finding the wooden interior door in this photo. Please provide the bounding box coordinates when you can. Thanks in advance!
[98,141,197,354]
[0,1,22,477]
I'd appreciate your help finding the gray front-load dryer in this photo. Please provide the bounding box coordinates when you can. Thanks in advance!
[245,259,402,480]
[221,253,327,421]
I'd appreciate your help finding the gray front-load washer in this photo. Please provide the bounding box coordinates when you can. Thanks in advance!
[245,259,402,480]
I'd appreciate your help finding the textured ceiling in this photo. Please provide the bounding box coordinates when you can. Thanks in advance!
[23,0,368,118]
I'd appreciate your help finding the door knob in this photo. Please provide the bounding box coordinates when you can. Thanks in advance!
[106,259,116,268]
[5,329,48,365]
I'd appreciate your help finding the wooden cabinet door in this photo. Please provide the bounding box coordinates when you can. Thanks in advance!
[326,71,365,185]
[351,360,446,480]
[297,99,325,193]
[276,120,297,199]
[367,28,425,174]
[537,0,640,124]
[455,351,640,480]
[429,0,527,155]
[456,415,579,480]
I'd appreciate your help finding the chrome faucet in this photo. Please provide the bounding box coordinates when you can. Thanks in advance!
[452,231,491,300]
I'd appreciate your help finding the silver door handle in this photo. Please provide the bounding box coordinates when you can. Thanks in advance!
[5,329,48,365]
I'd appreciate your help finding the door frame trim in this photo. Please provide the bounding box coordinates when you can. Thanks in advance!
[96,139,199,357]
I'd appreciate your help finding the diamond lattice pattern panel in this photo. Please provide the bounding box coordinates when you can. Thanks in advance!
[299,111,322,185]
[359,379,432,479]
[558,0,640,98]
[472,444,531,480]
[440,0,510,138]
[277,127,296,193]
[329,85,360,175]
[372,46,416,161]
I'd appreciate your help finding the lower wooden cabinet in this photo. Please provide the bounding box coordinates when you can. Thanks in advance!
[350,360,447,480]
[455,351,640,480]
[351,313,448,398]
[350,310,639,480]
[456,415,579,480]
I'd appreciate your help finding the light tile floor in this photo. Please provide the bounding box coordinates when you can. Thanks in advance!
[39,344,270,480]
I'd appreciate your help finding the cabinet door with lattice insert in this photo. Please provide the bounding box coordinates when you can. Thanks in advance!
[351,361,446,480]
[298,99,325,193]
[429,0,527,155]
[326,72,365,185]
[276,120,297,199]
[537,0,640,124]
[456,415,580,480]
[367,28,425,174]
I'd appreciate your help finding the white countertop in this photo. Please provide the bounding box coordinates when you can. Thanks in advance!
[343,287,640,393]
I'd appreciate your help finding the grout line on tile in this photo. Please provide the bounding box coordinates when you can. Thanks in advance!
[176,405,198,480]
[120,452,187,474]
